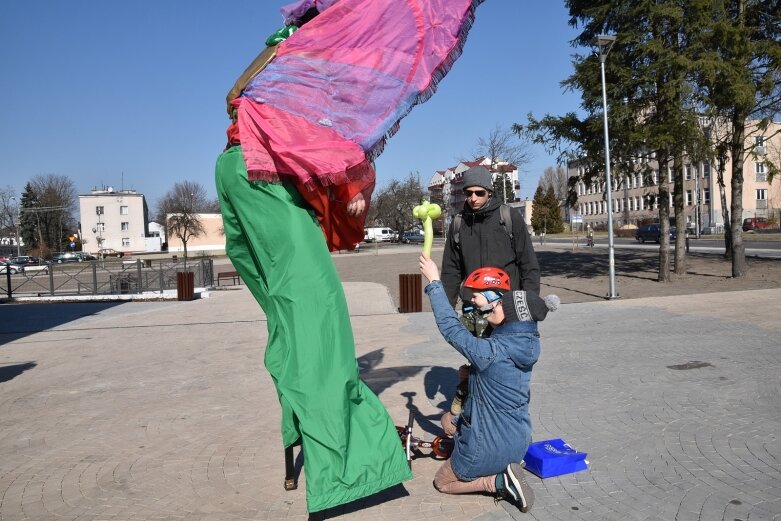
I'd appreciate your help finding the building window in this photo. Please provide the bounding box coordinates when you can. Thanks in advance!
[756,136,766,147]
[757,188,767,200]
[702,163,710,177]
[756,162,767,182]
[121,222,129,231]
[668,167,673,183]
[120,206,129,215]
[96,206,104,215]
[685,165,692,180]
[122,237,130,247]
[703,189,710,205]
[96,223,105,232]
[686,190,693,206]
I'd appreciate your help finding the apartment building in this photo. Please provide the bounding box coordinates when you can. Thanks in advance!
[79,188,149,253]
[568,120,781,232]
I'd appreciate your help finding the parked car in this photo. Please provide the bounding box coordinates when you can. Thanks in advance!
[97,248,124,258]
[52,252,82,263]
[9,255,40,265]
[0,263,23,274]
[742,217,769,232]
[401,231,425,244]
[635,224,677,243]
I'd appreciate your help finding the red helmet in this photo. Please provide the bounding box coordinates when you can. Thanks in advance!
[463,267,511,292]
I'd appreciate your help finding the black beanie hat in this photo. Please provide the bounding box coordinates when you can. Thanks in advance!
[462,166,493,192]
[501,291,560,322]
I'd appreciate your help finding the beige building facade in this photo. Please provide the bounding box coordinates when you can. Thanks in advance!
[166,213,226,254]
[569,120,781,232]
[79,188,149,254]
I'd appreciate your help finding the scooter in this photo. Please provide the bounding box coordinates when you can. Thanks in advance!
[396,409,454,465]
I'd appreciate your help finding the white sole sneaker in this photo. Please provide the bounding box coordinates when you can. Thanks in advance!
[505,462,535,513]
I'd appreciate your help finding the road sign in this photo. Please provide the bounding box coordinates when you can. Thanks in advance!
[571,214,583,224]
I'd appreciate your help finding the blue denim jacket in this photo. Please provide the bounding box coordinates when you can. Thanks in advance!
[425,280,540,481]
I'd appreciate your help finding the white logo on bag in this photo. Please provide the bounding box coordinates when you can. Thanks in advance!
[544,442,575,455]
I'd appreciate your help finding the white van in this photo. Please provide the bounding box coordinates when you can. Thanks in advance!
[364,227,396,242]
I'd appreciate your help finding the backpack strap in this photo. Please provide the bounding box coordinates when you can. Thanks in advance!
[452,212,463,248]
[499,204,514,242]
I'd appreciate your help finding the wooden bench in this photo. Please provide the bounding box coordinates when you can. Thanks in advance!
[217,271,241,286]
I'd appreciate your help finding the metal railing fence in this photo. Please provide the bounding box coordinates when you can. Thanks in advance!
[2,258,214,299]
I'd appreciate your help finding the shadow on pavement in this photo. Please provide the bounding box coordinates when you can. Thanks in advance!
[0,302,127,346]
[538,249,662,280]
[0,361,37,383]
[358,349,426,399]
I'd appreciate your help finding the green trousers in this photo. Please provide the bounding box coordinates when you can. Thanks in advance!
[215,146,411,512]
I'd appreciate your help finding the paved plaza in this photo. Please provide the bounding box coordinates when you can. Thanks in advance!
[1,276,780,520]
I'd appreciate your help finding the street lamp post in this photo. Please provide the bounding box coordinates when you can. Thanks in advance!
[593,34,618,299]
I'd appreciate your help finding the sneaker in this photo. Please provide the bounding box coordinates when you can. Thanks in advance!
[501,462,534,513]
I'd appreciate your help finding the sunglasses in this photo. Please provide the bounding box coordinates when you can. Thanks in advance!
[463,189,487,197]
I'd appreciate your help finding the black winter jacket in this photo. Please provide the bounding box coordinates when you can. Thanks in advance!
[440,197,540,306]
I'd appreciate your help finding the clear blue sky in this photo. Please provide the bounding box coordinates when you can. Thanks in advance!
[0,1,584,211]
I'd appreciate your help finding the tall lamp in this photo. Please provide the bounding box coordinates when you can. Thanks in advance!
[593,34,618,299]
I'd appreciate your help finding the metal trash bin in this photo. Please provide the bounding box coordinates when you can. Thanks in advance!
[176,271,195,301]
[398,273,422,313]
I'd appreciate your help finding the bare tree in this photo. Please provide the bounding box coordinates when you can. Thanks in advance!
[539,166,568,201]
[26,174,78,254]
[472,124,533,170]
[366,173,425,240]
[158,181,211,267]
[0,186,18,237]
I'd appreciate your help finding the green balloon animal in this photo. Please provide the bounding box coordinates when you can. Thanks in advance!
[412,200,442,258]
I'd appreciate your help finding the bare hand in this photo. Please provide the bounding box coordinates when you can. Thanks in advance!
[418,254,440,284]
[346,192,365,216]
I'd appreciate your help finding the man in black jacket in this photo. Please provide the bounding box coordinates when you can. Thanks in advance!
[441,166,540,308]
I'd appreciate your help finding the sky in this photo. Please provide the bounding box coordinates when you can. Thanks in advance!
[0,1,585,212]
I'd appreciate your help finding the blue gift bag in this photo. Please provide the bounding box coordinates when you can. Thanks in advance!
[523,438,589,478]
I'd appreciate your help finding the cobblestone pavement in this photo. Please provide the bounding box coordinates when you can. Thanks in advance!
[1,281,779,520]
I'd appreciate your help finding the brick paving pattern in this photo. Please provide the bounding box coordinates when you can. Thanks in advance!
[1,247,779,520]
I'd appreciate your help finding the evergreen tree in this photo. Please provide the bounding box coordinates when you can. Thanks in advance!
[696,0,781,276]
[19,183,38,250]
[544,185,565,234]
[530,185,549,235]
[518,0,713,281]
[492,173,515,204]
